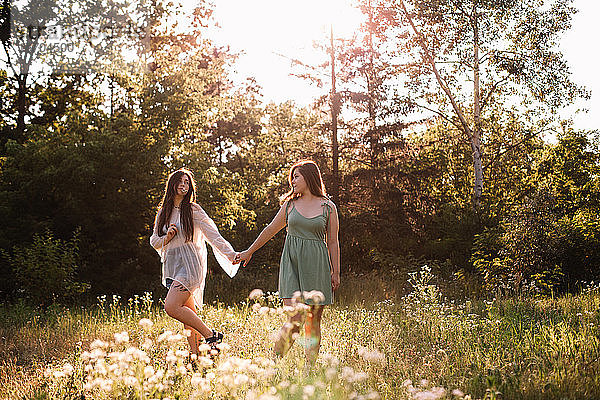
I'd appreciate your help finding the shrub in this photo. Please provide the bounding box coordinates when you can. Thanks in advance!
[2,229,89,306]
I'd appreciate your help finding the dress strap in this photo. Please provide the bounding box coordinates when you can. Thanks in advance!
[322,200,332,227]
[285,200,292,224]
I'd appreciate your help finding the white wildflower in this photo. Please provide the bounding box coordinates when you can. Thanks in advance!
[249,289,264,300]
[62,363,74,376]
[138,318,154,330]
[114,331,129,344]
[303,384,316,396]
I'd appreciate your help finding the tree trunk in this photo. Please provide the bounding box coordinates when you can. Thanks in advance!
[15,73,27,142]
[472,5,483,208]
[330,25,340,205]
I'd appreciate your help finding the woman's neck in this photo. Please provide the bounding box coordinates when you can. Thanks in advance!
[299,191,316,202]
[173,195,183,208]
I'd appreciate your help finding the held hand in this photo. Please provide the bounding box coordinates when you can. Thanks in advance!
[234,250,253,267]
[331,271,340,292]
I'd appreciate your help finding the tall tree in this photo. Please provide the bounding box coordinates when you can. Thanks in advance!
[384,0,587,209]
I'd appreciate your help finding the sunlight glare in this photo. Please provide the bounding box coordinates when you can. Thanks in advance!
[181,0,364,103]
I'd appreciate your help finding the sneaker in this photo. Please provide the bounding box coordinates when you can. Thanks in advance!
[205,330,223,357]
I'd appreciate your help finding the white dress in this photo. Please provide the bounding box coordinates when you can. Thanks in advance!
[150,203,239,308]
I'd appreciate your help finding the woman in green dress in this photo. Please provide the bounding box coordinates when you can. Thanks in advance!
[236,160,340,364]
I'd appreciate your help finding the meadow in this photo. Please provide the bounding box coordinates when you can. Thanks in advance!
[1,266,599,400]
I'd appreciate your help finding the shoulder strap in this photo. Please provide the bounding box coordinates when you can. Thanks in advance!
[322,200,333,227]
[285,200,292,223]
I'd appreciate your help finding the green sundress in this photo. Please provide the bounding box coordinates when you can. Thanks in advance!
[279,200,334,305]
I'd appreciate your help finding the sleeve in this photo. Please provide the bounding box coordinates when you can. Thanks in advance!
[149,211,165,251]
[193,205,239,278]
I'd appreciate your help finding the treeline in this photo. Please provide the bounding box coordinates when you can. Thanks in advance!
[0,0,598,305]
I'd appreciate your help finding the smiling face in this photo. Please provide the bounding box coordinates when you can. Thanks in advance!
[291,168,308,195]
[176,174,190,197]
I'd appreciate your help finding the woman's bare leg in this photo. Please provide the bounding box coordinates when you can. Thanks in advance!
[164,281,213,351]
[304,305,324,365]
[181,294,205,355]
[274,298,305,357]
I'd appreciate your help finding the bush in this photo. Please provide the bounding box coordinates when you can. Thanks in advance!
[2,229,89,306]
[472,190,565,295]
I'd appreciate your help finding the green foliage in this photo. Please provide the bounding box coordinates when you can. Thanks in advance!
[2,229,89,305]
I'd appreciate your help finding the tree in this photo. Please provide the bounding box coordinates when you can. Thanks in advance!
[384,0,587,209]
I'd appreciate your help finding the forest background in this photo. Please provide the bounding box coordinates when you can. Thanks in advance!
[1,0,599,307]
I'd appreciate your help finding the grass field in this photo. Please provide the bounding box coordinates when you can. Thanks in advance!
[1,267,600,399]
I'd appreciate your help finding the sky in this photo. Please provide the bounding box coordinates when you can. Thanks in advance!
[192,0,599,132]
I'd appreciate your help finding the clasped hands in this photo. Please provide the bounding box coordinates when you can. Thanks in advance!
[233,250,252,267]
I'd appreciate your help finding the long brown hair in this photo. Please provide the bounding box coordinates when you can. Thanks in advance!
[157,168,196,242]
[280,160,328,204]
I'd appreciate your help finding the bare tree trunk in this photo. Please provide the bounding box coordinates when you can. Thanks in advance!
[472,5,483,208]
[330,25,340,205]
[15,73,27,142]
[367,0,377,169]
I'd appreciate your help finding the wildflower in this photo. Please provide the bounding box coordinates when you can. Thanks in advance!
[158,330,174,343]
[303,384,316,396]
[259,306,270,315]
[414,387,446,400]
[249,289,265,300]
[175,349,190,358]
[141,338,154,350]
[306,290,325,304]
[358,346,385,363]
[114,331,130,344]
[166,350,178,364]
[282,305,296,316]
[366,391,381,399]
[90,339,109,349]
[325,367,337,381]
[354,371,368,382]
[100,378,113,391]
[168,333,184,343]
[139,318,154,330]
[52,370,65,379]
[123,376,138,386]
[62,363,74,376]
[217,342,231,352]
[292,291,303,303]
[199,343,212,353]
[235,373,250,385]
[144,365,155,379]
[340,366,356,382]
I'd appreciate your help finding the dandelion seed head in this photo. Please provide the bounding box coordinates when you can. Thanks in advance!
[141,337,154,350]
[138,318,154,330]
[114,331,130,344]
[259,306,270,315]
[158,330,174,343]
[217,342,231,352]
[249,289,265,300]
[91,339,109,349]
[62,363,74,376]
[306,290,325,304]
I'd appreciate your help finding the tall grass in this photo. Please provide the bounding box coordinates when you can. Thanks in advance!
[1,267,599,399]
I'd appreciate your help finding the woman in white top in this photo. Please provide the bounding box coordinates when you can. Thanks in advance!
[150,168,239,354]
